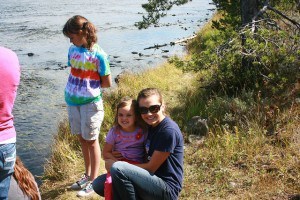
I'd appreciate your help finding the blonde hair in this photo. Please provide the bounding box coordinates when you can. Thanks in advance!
[13,157,40,200]
[63,15,97,50]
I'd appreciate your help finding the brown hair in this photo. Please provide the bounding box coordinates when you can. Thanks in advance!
[114,96,147,130]
[137,88,163,104]
[13,157,40,200]
[137,88,167,115]
[62,15,97,50]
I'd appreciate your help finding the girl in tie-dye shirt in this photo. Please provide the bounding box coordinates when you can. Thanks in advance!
[63,15,112,197]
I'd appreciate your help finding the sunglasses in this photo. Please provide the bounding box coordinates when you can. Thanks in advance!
[139,105,161,114]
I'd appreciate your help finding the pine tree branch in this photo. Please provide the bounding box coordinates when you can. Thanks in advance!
[252,0,300,30]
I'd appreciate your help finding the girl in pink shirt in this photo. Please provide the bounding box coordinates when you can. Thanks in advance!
[0,46,20,144]
[0,46,20,199]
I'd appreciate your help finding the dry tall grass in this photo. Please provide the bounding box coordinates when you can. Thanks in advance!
[40,11,299,199]
[40,63,195,199]
[40,61,299,199]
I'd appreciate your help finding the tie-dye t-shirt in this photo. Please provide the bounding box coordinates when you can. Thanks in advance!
[65,44,111,105]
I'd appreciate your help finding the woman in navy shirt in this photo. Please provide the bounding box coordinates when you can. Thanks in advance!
[93,88,184,200]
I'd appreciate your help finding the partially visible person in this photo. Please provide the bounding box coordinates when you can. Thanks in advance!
[0,46,20,200]
[8,156,41,200]
[62,15,112,197]
[93,88,184,200]
[101,97,148,200]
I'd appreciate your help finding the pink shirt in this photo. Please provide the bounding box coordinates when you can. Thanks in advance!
[106,126,147,163]
[0,47,20,144]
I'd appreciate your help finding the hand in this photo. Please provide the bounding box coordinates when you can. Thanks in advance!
[105,159,116,172]
[112,151,124,160]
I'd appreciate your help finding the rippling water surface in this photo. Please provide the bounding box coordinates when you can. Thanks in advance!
[0,0,214,181]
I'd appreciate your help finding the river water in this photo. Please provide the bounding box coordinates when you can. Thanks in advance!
[0,0,215,181]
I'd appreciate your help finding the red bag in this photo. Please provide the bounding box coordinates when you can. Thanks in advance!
[104,172,113,200]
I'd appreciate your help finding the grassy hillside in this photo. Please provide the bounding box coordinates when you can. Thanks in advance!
[40,58,299,200]
[40,5,299,200]
[40,63,197,199]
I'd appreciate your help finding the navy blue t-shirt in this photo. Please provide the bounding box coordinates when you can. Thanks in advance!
[146,117,184,199]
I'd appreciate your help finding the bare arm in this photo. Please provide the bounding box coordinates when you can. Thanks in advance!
[105,151,169,173]
[100,74,112,88]
[111,151,124,160]
[104,144,124,172]
[103,143,117,161]
[136,150,170,173]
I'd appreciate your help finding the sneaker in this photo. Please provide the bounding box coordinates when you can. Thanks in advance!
[70,174,90,190]
[77,182,94,197]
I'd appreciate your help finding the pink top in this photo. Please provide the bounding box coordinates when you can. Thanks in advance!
[0,47,20,144]
[106,126,147,163]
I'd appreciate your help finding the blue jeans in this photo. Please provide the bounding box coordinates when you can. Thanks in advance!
[92,173,106,196]
[0,143,16,200]
[93,161,171,200]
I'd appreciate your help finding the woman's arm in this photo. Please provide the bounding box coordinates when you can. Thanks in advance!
[104,151,169,174]
[136,151,170,173]
[100,74,112,88]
